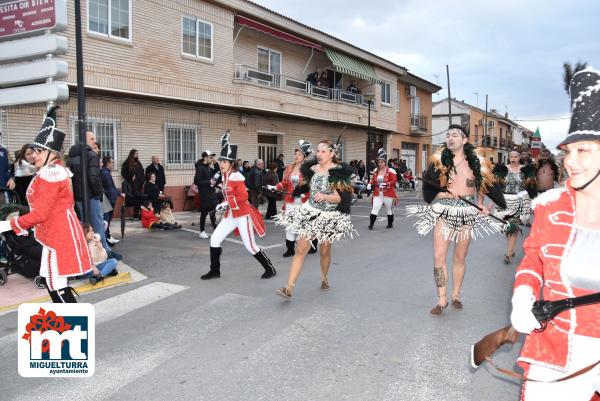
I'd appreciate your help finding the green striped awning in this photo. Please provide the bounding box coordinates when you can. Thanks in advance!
[324,48,383,84]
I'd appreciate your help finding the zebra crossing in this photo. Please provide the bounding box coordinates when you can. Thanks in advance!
[0,279,502,401]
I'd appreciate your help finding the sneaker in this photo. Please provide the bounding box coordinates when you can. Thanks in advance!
[0,256,7,265]
[199,231,209,239]
[107,268,119,277]
[107,251,123,261]
[89,275,104,285]
[107,236,120,244]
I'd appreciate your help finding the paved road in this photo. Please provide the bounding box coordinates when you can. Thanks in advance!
[0,191,525,400]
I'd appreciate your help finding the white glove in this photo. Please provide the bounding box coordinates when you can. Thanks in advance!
[266,185,277,191]
[0,220,12,233]
[510,286,541,334]
[215,202,229,212]
[366,183,372,191]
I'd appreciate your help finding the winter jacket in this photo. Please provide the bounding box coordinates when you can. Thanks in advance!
[67,144,104,201]
[121,160,145,195]
[100,167,119,205]
[145,163,166,192]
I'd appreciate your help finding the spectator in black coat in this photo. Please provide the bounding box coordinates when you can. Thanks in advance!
[100,155,122,244]
[194,151,218,238]
[143,172,169,213]
[145,155,166,192]
[121,149,145,218]
[246,159,264,208]
[68,132,111,253]
[13,144,36,206]
[276,154,285,181]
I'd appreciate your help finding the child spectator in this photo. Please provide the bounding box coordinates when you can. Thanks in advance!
[141,200,176,230]
[159,202,182,228]
[83,223,118,285]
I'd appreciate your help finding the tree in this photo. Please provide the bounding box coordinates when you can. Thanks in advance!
[563,61,588,94]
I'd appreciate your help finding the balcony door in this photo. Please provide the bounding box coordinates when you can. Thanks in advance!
[258,47,281,86]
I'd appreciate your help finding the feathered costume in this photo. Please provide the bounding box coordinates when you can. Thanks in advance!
[275,159,356,243]
[492,163,537,234]
[406,143,506,242]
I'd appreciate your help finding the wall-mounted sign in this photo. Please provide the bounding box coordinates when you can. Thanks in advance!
[0,0,67,40]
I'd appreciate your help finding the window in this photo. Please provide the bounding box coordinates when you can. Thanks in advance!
[182,16,212,60]
[381,82,391,105]
[396,89,400,112]
[410,96,421,115]
[88,0,131,40]
[166,124,198,166]
[257,47,281,76]
[0,109,6,146]
[72,117,118,164]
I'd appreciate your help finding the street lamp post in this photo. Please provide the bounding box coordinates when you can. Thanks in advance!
[363,93,375,184]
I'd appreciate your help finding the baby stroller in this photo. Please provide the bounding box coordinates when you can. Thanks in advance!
[0,188,45,288]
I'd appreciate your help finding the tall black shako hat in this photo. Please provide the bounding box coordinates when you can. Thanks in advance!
[31,105,66,153]
[218,130,238,161]
[376,148,387,162]
[295,140,312,157]
[559,67,600,148]
[447,124,468,138]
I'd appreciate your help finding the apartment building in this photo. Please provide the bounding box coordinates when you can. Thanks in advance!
[2,0,434,208]
[393,73,440,175]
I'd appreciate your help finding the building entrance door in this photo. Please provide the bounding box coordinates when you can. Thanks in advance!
[258,134,279,165]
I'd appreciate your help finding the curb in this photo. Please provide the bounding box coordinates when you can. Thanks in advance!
[0,272,132,314]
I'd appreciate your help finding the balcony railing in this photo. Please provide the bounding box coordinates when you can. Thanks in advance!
[234,64,374,109]
[500,138,506,147]
[410,114,428,132]
[493,137,498,147]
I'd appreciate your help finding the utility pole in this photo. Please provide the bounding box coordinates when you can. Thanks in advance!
[74,0,90,223]
[446,65,452,126]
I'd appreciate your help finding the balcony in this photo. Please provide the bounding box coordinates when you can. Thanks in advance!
[233,64,374,109]
[500,138,506,148]
[410,114,428,133]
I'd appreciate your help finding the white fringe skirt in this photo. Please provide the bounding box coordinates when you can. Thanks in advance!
[406,197,504,242]
[274,203,357,244]
[493,192,532,223]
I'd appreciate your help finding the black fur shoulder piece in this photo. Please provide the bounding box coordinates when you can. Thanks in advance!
[422,162,441,204]
[521,162,536,179]
[493,163,508,179]
[299,158,318,184]
[328,162,353,183]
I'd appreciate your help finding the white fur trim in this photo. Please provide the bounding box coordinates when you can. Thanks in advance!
[531,187,566,209]
[227,171,245,181]
[38,164,71,182]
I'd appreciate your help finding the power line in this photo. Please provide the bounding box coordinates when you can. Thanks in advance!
[512,116,570,122]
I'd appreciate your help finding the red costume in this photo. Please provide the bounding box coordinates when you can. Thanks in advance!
[370,167,398,201]
[222,171,265,237]
[275,165,306,207]
[141,207,159,229]
[515,184,600,371]
[11,161,91,278]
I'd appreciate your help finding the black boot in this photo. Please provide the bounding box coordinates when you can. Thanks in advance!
[368,214,377,230]
[254,250,276,279]
[47,289,62,303]
[386,214,394,228]
[308,239,318,254]
[282,240,295,257]
[201,247,221,280]
[53,287,78,303]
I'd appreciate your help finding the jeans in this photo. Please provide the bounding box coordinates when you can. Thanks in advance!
[87,258,118,278]
[77,198,110,252]
[104,208,114,238]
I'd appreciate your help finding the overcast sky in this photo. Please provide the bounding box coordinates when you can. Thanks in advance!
[252,0,600,150]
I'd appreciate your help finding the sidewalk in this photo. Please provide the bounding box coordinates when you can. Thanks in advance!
[0,261,147,315]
